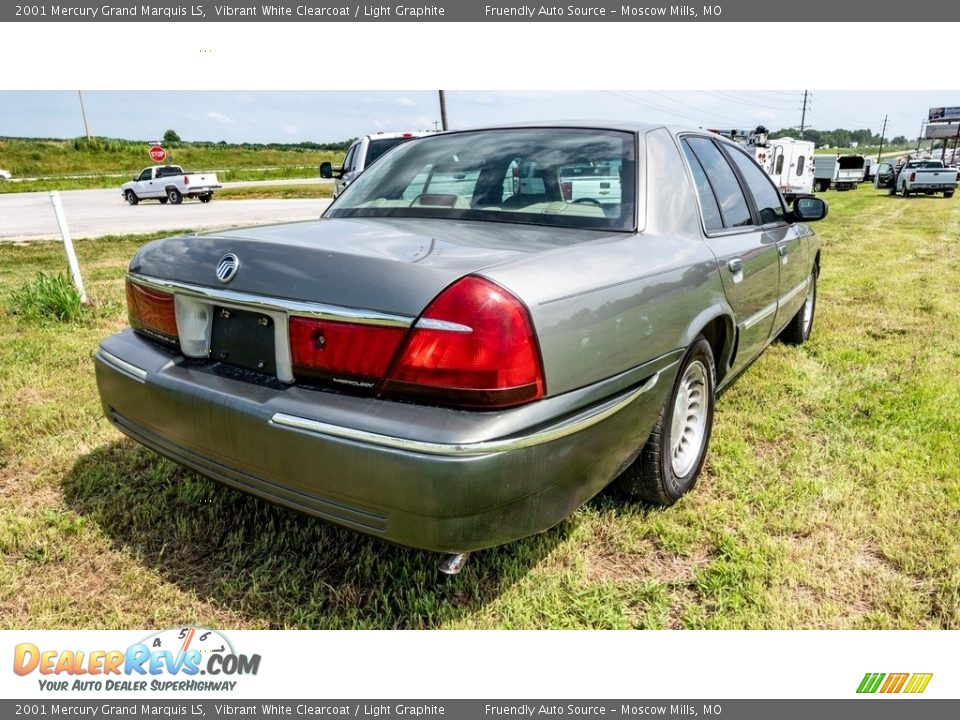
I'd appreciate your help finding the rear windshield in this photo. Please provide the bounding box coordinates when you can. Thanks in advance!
[905,161,945,169]
[326,128,636,231]
[366,137,413,167]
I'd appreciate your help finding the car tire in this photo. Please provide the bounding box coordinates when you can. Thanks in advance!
[945,191,954,199]
[125,190,139,206]
[159,197,168,204]
[901,183,910,198]
[616,335,716,506]
[199,193,212,203]
[778,268,818,345]
[167,188,183,205]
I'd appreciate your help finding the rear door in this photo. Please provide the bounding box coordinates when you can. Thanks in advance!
[725,144,808,333]
[681,136,780,367]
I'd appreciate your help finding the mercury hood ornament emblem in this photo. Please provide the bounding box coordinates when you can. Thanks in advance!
[216,253,239,283]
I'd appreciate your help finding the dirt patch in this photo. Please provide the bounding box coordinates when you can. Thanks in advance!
[0,464,61,509]
[586,543,710,585]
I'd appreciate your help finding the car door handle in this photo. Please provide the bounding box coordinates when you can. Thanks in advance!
[778,246,788,257]
[727,258,743,274]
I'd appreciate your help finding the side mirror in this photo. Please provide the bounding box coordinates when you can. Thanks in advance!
[792,196,828,222]
[319,161,333,179]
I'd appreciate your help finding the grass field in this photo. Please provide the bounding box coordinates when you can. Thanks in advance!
[0,137,343,193]
[1,186,958,630]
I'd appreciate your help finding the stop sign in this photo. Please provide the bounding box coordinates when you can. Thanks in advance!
[149,145,166,163]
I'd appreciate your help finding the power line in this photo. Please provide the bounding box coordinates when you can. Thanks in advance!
[647,91,746,125]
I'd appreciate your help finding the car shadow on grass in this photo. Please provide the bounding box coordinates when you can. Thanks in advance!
[62,439,573,629]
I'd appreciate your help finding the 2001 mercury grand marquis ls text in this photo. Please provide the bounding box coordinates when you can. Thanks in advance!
[95,123,827,564]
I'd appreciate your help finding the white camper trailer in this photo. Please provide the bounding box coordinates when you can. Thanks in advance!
[710,127,815,200]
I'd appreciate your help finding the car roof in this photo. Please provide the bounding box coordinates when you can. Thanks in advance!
[453,120,672,133]
[363,131,434,140]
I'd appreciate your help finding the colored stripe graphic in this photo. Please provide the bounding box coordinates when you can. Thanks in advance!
[857,673,885,693]
[880,673,909,693]
[857,672,932,694]
[904,673,933,694]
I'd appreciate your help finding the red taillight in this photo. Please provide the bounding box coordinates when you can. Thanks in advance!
[910,172,916,182]
[126,280,178,345]
[289,317,406,385]
[561,181,572,201]
[183,175,190,186]
[383,276,545,408]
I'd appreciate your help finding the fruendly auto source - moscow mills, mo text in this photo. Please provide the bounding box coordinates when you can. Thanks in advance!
[484,5,707,17]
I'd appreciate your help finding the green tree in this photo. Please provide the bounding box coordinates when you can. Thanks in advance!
[162,129,181,144]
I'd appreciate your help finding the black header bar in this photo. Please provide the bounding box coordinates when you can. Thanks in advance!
[5,0,958,22]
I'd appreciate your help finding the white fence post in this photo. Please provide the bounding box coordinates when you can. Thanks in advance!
[48,191,88,304]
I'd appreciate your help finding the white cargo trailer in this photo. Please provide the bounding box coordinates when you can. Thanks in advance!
[709,127,815,200]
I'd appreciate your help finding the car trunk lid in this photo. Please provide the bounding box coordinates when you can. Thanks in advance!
[130,216,617,317]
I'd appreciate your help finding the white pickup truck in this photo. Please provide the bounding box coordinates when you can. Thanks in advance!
[320,131,434,199]
[121,165,221,205]
[876,159,958,198]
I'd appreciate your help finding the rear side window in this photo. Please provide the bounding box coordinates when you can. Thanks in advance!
[726,146,786,225]
[681,143,724,232]
[774,154,785,175]
[684,137,753,229]
[796,155,805,176]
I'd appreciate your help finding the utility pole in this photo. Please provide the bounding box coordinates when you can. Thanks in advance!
[917,119,926,152]
[77,90,92,140]
[799,90,808,140]
[876,114,887,163]
[438,90,449,131]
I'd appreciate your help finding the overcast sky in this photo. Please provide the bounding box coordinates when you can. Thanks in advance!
[0,90,952,145]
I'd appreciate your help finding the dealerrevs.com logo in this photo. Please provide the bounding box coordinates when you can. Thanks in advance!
[13,627,261,693]
[857,673,933,694]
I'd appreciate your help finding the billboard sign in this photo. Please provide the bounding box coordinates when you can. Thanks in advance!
[925,123,960,139]
[929,107,960,122]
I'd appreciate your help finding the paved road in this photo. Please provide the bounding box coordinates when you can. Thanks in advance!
[0,182,333,242]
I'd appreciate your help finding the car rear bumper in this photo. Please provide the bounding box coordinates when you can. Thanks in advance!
[907,184,957,192]
[94,330,678,552]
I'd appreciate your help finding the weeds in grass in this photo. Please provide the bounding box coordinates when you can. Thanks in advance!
[8,272,83,322]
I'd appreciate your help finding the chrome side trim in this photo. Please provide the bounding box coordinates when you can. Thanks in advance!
[742,301,777,330]
[778,276,810,307]
[96,349,148,383]
[128,273,415,328]
[415,318,472,333]
[270,371,664,458]
[741,276,810,333]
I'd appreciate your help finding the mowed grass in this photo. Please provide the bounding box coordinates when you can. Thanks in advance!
[217,184,334,201]
[0,187,958,629]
